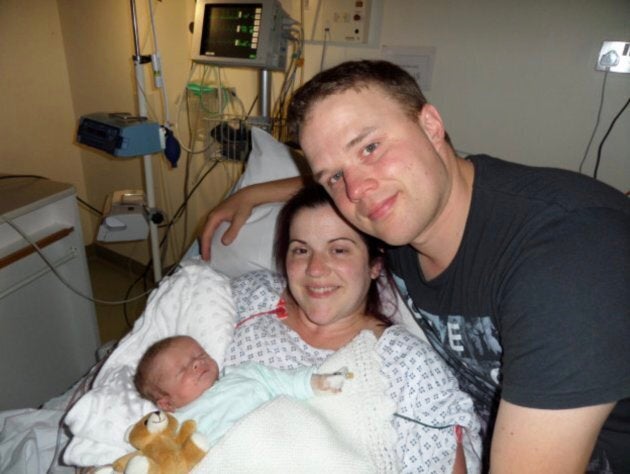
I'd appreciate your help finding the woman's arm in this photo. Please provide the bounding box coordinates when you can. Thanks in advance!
[200,176,304,261]
[453,441,467,474]
[381,326,482,472]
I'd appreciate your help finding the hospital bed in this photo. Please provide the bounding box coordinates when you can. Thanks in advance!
[0,127,422,473]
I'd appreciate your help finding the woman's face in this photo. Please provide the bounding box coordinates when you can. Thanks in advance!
[286,204,381,328]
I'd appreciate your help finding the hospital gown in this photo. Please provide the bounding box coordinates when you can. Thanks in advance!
[225,270,482,473]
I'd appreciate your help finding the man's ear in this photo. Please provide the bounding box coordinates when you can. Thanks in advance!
[418,104,446,145]
[369,257,384,280]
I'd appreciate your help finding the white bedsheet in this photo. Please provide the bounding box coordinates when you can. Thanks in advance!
[0,387,78,474]
[0,409,70,474]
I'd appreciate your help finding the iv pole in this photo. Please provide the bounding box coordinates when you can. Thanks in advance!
[130,0,162,283]
[125,0,277,283]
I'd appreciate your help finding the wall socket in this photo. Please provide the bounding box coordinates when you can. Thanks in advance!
[292,0,380,46]
[595,40,630,73]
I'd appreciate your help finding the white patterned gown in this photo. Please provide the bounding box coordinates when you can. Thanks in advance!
[225,270,482,473]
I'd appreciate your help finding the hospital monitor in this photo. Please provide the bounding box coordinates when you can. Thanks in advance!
[191,0,290,70]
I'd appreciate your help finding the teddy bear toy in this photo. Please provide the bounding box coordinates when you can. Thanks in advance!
[110,410,209,474]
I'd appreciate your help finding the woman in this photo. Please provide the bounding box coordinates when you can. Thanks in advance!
[224,184,481,473]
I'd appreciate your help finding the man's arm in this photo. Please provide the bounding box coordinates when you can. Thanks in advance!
[199,176,304,261]
[490,399,614,473]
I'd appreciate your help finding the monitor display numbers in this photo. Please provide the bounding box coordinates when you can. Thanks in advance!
[201,4,263,60]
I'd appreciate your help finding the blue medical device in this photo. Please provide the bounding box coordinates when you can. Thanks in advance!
[77,112,162,157]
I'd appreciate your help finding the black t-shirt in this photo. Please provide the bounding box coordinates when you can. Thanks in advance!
[388,155,630,472]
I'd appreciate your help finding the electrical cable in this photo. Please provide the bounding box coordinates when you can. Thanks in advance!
[246,95,259,119]
[122,160,221,326]
[579,69,609,174]
[173,63,215,154]
[46,359,107,474]
[593,97,630,180]
[231,89,247,117]
[169,62,248,270]
[0,174,103,215]
[0,174,47,180]
[309,0,323,42]
[182,64,224,255]
[135,79,161,124]
[272,25,304,140]
[76,196,103,216]
[157,140,181,263]
[393,413,455,430]
[144,0,183,264]
[163,160,221,250]
[0,213,153,305]
[320,28,330,72]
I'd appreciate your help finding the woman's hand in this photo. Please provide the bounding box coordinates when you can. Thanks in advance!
[199,176,305,261]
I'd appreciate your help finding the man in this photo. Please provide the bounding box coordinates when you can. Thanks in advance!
[200,60,630,472]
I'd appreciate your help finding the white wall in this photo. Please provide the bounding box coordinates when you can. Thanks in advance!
[57,0,244,265]
[0,0,92,240]
[377,0,630,190]
[2,0,628,267]
[280,0,630,191]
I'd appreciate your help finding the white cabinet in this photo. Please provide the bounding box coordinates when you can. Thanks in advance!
[0,177,100,409]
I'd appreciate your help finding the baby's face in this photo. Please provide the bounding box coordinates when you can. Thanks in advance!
[153,337,219,410]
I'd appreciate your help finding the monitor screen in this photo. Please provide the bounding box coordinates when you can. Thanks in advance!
[200,4,261,60]
[191,0,290,70]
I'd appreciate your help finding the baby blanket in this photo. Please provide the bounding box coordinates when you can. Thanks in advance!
[63,258,236,467]
[192,330,399,473]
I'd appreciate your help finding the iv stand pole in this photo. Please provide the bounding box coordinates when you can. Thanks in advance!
[259,69,271,118]
[130,0,162,283]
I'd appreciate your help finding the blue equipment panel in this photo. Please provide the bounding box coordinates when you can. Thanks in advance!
[77,112,162,157]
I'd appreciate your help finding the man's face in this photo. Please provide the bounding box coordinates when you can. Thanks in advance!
[299,85,451,248]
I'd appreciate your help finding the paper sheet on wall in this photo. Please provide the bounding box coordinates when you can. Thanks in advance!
[382,45,436,91]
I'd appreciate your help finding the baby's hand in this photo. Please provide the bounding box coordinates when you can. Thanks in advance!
[311,367,353,394]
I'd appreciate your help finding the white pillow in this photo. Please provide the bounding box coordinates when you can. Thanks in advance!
[208,127,303,277]
[63,259,236,467]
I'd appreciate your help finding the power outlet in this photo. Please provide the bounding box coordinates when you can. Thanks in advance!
[319,0,370,44]
[294,0,380,46]
[595,40,630,73]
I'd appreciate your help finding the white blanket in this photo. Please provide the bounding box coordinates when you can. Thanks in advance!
[62,259,399,471]
[63,258,236,467]
[193,330,399,473]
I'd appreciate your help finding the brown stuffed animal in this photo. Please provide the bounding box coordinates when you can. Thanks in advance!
[111,410,209,474]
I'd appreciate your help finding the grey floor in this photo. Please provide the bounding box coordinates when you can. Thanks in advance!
[87,254,148,345]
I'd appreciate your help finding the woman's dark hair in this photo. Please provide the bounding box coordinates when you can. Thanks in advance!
[274,183,393,325]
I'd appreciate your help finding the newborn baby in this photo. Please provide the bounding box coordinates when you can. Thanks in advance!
[134,335,350,446]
